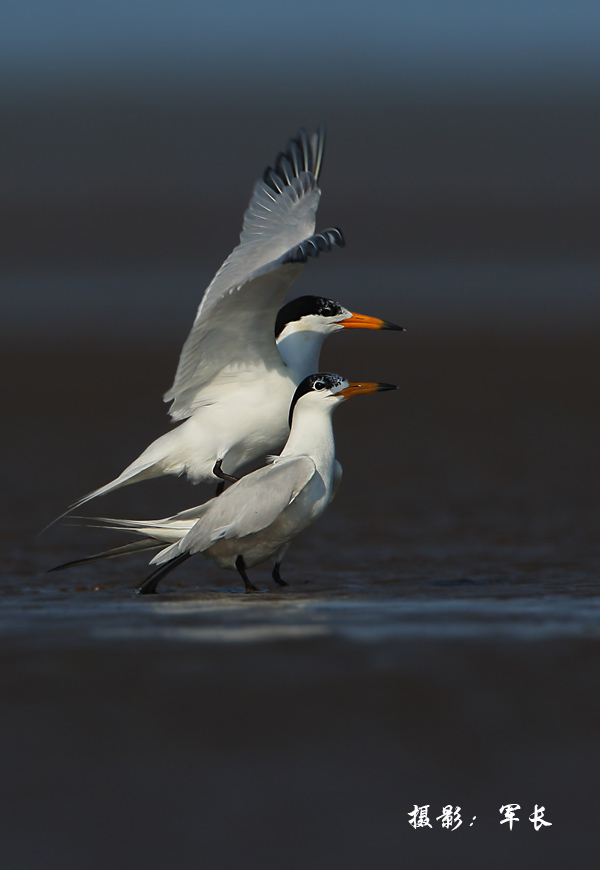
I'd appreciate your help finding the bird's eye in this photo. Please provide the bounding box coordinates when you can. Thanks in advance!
[314,381,325,391]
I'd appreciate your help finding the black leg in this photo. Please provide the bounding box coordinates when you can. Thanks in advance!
[272,561,288,586]
[136,552,192,595]
[213,459,238,484]
[235,554,260,593]
[215,481,225,497]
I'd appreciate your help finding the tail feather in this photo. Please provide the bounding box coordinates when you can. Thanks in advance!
[42,420,196,535]
[49,501,212,571]
[69,453,173,513]
[40,459,165,535]
[88,518,196,541]
[82,500,212,539]
[49,538,163,572]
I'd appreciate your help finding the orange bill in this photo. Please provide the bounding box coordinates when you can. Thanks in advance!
[338,382,398,398]
[341,312,405,331]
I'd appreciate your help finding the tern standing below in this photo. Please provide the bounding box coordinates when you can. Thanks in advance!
[63,126,402,517]
[129,374,397,593]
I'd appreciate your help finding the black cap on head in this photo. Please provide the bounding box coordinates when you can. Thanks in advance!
[275,296,345,338]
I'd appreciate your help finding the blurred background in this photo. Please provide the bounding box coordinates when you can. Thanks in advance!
[2,2,600,868]
[2,0,600,340]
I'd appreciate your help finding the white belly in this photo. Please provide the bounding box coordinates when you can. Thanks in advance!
[172,367,295,481]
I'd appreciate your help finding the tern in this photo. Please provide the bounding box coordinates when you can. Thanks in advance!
[56,374,397,593]
[64,126,402,517]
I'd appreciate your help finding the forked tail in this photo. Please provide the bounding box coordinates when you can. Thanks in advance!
[48,504,209,571]
[49,538,163,571]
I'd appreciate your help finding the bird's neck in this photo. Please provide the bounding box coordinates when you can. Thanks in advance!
[276,329,325,380]
[281,405,336,480]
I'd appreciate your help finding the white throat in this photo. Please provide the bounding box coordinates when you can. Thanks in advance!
[276,328,328,380]
[280,399,336,481]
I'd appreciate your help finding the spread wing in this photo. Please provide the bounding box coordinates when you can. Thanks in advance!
[165,126,336,422]
[152,456,316,563]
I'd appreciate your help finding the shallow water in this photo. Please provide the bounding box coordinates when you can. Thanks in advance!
[5,589,600,647]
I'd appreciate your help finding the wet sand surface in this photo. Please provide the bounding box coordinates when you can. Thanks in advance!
[2,336,600,868]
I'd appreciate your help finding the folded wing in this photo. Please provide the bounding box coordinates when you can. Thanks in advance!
[152,456,317,563]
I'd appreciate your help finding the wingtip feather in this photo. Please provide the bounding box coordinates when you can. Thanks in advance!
[263,125,326,195]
